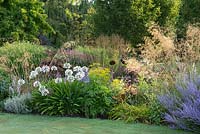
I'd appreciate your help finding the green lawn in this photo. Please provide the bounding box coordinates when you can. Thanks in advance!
[0,113,192,134]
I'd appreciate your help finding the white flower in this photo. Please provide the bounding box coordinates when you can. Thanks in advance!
[33,81,41,87]
[55,77,63,83]
[38,85,46,92]
[17,79,25,86]
[42,65,50,73]
[65,69,73,76]
[73,66,82,72]
[9,86,14,94]
[63,63,71,69]
[75,71,85,81]
[67,75,75,82]
[82,66,89,72]
[29,70,38,79]
[41,89,49,96]
[38,85,49,96]
[51,65,58,71]
[35,67,42,73]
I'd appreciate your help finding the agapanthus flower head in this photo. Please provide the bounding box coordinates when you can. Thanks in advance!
[38,85,49,96]
[41,88,49,96]
[65,69,73,76]
[42,65,50,73]
[67,75,75,82]
[82,66,89,72]
[73,66,82,72]
[18,79,25,86]
[33,81,41,87]
[51,65,58,71]
[29,70,38,79]
[75,71,85,81]
[9,86,14,94]
[35,67,42,73]
[63,62,71,69]
[55,77,63,83]
[38,85,46,92]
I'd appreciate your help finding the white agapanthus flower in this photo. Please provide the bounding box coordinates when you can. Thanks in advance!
[55,77,63,83]
[63,63,71,69]
[65,69,73,76]
[67,75,75,82]
[29,70,38,79]
[75,71,85,81]
[9,86,14,94]
[35,67,42,73]
[17,79,25,86]
[38,85,46,92]
[82,66,89,72]
[38,85,49,96]
[42,65,50,73]
[73,66,82,72]
[41,88,49,96]
[51,65,58,71]
[33,81,41,87]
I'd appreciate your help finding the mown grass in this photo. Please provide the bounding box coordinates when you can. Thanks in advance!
[0,113,193,134]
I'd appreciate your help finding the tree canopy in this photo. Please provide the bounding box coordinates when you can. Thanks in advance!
[0,0,53,45]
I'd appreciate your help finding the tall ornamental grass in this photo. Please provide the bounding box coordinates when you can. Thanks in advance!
[0,41,46,79]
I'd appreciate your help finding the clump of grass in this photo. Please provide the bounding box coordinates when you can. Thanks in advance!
[0,41,47,79]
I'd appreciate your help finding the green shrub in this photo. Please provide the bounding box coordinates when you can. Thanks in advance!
[31,65,116,118]
[0,69,10,101]
[109,103,149,123]
[118,77,164,124]
[32,79,115,118]
[32,81,85,116]
[3,93,32,114]
[0,41,46,79]
[147,100,165,125]
[81,79,115,118]
[0,101,4,111]
[89,65,111,85]
[136,77,164,124]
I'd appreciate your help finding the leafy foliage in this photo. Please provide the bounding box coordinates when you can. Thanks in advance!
[89,66,111,85]
[93,0,160,45]
[176,0,200,38]
[32,68,115,118]
[43,0,92,47]
[0,0,53,45]
[81,79,115,118]
[154,0,181,30]
[110,103,149,123]
[0,69,10,101]
[3,93,32,114]
[32,81,85,116]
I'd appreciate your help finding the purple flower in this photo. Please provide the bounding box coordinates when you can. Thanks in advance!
[159,70,200,132]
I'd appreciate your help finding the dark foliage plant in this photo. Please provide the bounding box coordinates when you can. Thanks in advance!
[158,71,200,133]
[0,69,10,101]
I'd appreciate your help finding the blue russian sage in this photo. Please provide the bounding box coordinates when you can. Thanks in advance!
[158,70,200,133]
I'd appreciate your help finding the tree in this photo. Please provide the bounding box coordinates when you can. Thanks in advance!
[93,0,160,46]
[154,0,181,31]
[0,0,53,45]
[176,0,200,38]
[43,0,93,46]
